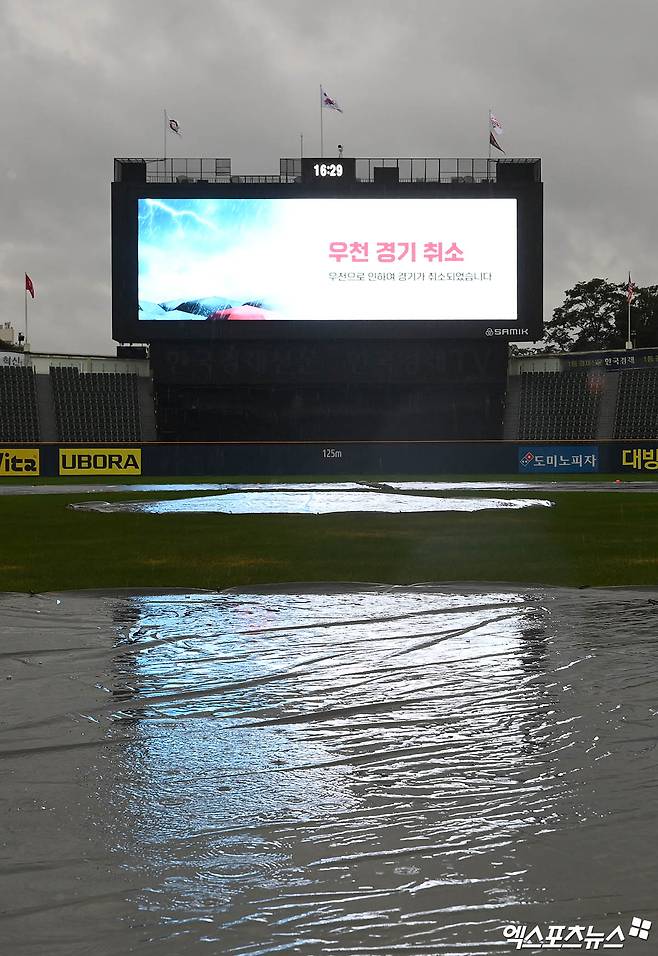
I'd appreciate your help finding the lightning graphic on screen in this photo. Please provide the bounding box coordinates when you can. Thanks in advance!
[139,198,220,238]
[137,197,278,313]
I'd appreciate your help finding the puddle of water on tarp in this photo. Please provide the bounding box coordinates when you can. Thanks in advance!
[69,491,554,515]
[1,585,657,956]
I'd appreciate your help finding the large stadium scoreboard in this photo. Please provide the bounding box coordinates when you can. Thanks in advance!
[112,157,543,343]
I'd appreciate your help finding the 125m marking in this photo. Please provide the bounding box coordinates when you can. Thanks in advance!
[322,448,343,459]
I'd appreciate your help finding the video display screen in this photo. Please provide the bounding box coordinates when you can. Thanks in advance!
[137,198,518,323]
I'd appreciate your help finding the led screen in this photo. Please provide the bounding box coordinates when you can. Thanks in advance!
[138,198,518,324]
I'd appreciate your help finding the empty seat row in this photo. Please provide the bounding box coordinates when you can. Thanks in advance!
[0,365,40,442]
[518,370,601,440]
[613,368,658,439]
[50,366,141,442]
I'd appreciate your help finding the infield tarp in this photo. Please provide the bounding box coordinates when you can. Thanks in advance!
[1,584,657,955]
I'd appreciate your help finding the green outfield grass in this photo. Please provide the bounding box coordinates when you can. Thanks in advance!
[0,479,656,591]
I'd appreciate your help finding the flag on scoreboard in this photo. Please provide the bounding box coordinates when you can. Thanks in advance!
[489,111,504,137]
[489,110,505,153]
[626,272,636,304]
[489,131,505,153]
[168,117,182,136]
[25,273,35,298]
[321,87,343,113]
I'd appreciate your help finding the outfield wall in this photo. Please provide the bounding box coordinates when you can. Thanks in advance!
[1,441,657,478]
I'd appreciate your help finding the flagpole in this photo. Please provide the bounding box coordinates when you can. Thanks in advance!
[320,85,324,158]
[626,273,632,349]
[164,109,167,162]
[627,297,632,349]
[300,133,304,159]
[488,108,492,162]
[24,286,28,351]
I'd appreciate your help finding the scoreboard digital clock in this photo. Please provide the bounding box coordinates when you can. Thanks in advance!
[301,157,356,184]
[314,162,343,177]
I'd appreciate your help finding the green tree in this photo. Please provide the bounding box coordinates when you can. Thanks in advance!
[543,278,623,352]
[543,278,658,352]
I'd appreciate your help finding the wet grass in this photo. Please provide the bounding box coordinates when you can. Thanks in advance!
[0,484,656,591]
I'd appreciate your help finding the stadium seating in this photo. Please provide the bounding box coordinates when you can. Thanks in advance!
[613,368,658,439]
[4,356,654,447]
[50,366,141,442]
[0,365,40,441]
[518,370,602,440]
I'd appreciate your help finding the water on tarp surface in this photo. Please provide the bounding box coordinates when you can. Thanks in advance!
[1,585,657,956]
[69,490,554,515]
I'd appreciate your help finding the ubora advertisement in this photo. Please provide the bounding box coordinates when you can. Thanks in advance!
[58,449,142,476]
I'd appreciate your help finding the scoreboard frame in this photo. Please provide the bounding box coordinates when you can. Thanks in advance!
[112,172,543,343]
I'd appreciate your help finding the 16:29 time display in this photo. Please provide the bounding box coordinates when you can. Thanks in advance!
[313,163,344,177]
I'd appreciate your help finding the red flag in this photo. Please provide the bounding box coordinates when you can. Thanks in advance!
[25,273,35,299]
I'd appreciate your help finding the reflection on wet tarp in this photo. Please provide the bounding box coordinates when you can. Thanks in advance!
[1,585,657,955]
[69,491,554,515]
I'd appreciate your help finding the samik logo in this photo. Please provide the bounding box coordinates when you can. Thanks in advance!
[59,448,142,476]
[486,328,530,337]
[0,449,40,475]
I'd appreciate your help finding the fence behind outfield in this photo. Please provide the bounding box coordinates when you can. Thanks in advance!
[0,440,657,478]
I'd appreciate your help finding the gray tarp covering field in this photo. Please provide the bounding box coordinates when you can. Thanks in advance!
[68,491,554,515]
[1,585,657,955]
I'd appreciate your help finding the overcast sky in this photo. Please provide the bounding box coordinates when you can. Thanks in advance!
[1,0,657,354]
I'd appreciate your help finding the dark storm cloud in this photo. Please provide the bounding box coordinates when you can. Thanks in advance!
[2,0,657,353]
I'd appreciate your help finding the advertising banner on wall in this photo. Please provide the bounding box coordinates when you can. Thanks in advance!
[562,349,658,372]
[618,447,658,472]
[13,442,657,477]
[518,445,600,473]
[58,448,142,476]
[0,448,39,475]
[0,350,26,367]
